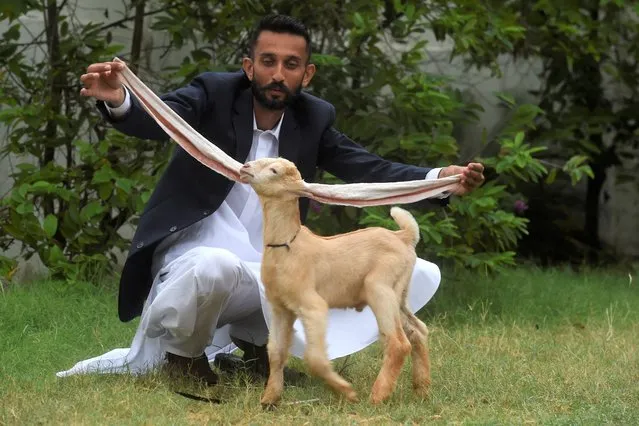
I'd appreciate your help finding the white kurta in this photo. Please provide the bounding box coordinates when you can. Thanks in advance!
[56,95,443,378]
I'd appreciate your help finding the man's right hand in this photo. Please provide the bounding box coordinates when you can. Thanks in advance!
[80,61,126,107]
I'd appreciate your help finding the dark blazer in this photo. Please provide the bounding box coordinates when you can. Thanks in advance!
[98,70,438,322]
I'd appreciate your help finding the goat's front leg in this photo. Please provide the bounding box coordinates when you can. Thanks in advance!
[261,304,296,408]
[298,294,359,402]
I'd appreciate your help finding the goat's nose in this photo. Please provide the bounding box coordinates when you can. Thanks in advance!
[241,163,249,169]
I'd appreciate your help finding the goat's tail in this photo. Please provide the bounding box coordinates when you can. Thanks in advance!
[390,206,420,248]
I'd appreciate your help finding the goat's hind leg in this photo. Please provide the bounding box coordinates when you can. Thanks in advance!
[261,304,296,408]
[400,304,431,397]
[366,284,412,404]
[298,294,358,402]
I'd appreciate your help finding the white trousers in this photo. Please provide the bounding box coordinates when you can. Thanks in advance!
[56,246,441,377]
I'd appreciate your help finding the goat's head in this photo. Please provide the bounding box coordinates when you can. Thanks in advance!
[240,157,306,199]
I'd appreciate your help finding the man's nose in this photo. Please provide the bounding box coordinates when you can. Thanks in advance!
[272,64,284,82]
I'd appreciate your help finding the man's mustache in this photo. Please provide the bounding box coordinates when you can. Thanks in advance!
[261,82,291,95]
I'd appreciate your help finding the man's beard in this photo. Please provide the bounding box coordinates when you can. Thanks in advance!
[251,79,302,110]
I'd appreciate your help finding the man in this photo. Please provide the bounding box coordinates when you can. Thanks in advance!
[59,14,484,386]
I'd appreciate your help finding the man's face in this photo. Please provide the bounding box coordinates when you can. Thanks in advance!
[242,31,316,110]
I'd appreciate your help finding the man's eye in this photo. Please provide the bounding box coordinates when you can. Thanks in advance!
[286,61,299,69]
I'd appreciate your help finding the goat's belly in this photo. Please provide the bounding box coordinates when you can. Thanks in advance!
[316,281,367,310]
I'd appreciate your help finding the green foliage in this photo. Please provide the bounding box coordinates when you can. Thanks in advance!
[432,0,639,256]
[1,0,618,279]
[0,2,172,278]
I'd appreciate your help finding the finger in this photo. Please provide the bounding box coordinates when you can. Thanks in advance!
[110,60,125,69]
[467,162,484,173]
[462,169,482,181]
[464,176,482,188]
[86,63,112,73]
[86,61,124,73]
[79,87,99,97]
[80,72,99,83]
[462,172,483,188]
[465,169,483,183]
[459,175,471,187]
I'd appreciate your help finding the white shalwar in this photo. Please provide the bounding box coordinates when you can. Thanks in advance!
[56,106,443,378]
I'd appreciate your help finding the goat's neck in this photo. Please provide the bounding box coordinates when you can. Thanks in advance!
[260,196,302,247]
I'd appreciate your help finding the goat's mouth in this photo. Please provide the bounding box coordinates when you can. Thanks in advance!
[239,170,253,183]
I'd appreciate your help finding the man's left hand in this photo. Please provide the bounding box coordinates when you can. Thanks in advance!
[439,162,485,196]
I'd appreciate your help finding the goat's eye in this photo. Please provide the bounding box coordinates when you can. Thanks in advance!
[271,168,277,174]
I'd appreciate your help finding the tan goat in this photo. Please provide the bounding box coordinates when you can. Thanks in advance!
[239,157,431,406]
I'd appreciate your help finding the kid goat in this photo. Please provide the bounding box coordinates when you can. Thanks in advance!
[240,157,431,406]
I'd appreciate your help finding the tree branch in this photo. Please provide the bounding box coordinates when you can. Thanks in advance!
[98,2,179,32]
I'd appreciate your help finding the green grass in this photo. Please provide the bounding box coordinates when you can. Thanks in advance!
[1,266,638,425]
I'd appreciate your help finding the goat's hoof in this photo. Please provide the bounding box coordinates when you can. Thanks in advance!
[370,387,392,405]
[261,402,278,411]
[413,383,431,399]
[370,394,388,405]
[370,381,393,404]
[345,390,359,403]
[260,393,281,409]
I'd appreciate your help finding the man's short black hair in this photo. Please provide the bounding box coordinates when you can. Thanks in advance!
[249,14,312,61]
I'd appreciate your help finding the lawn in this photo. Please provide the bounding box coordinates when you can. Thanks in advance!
[1,266,638,425]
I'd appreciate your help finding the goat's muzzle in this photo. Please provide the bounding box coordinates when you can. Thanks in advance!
[239,164,253,183]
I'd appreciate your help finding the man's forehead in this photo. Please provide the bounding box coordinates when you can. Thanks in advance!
[254,30,308,59]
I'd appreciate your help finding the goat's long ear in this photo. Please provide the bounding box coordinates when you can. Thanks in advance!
[116,57,461,207]
[113,57,243,182]
[298,176,461,207]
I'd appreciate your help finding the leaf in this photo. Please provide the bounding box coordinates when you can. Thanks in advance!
[80,201,105,221]
[31,181,53,191]
[98,183,112,201]
[405,3,415,20]
[47,244,65,264]
[311,54,344,66]
[545,168,558,185]
[495,92,516,108]
[17,184,30,198]
[16,202,33,215]
[115,178,133,194]
[92,166,115,184]
[2,24,20,41]
[42,214,58,238]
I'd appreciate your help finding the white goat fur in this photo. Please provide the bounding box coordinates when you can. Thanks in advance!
[240,157,431,406]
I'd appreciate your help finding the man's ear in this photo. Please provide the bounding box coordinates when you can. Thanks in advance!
[302,63,316,88]
[242,57,254,80]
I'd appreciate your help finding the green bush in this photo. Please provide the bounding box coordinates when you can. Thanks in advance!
[0,0,596,280]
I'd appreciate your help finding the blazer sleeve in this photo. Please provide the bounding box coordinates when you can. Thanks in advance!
[95,74,213,141]
[317,104,433,183]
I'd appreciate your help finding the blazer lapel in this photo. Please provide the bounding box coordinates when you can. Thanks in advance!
[278,107,300,163]
[232,88,254,163]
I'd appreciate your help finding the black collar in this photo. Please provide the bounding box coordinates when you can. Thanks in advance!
[266,228,300,251]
